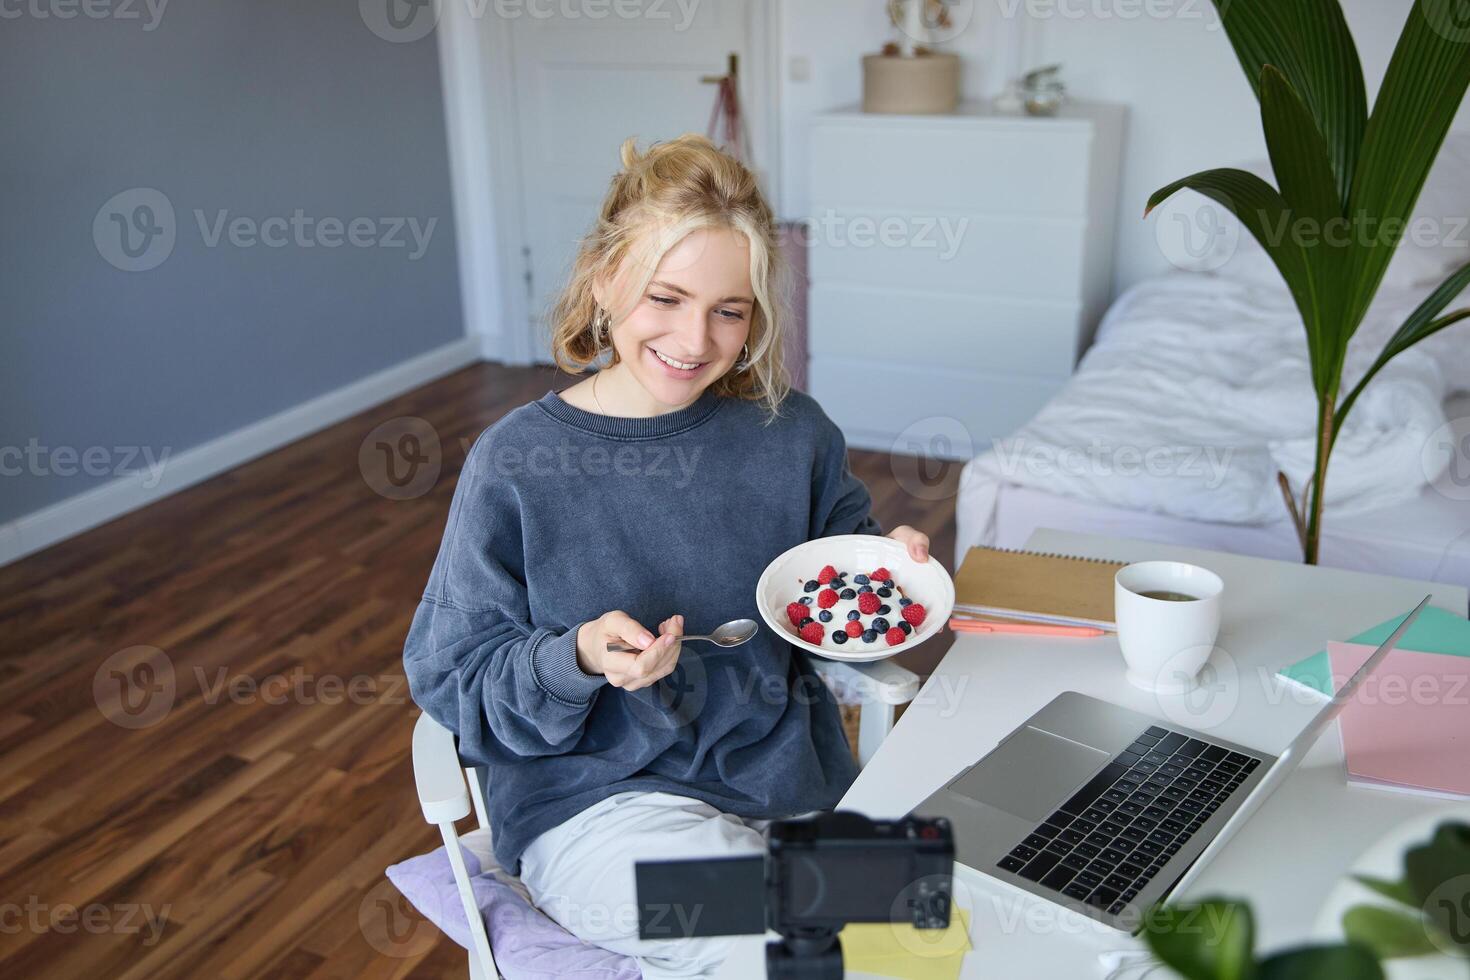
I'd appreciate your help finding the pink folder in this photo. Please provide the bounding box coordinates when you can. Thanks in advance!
[1328,642,1470,799]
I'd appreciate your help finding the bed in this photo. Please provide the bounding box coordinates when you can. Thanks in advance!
[956,269,1470,591]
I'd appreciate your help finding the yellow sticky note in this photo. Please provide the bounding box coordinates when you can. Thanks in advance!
[839,906,972,980]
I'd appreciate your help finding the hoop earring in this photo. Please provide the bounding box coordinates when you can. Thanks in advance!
[592,307,612,355]
[733,342,751,372]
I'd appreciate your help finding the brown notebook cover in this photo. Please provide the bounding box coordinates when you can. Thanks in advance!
[952,546,1125,630]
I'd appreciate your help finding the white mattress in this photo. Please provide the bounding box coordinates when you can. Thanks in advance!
[956,399,1470,594]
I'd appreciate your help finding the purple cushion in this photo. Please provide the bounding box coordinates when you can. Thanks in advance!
[386,844,641,980]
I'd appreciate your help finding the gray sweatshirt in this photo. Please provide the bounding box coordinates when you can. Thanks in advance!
[403,386,882,873]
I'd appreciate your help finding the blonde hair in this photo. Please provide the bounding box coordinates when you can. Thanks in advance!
[548,134,791,419]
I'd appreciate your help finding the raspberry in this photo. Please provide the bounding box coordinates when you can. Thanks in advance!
[870,567,891,582]
[885,627,906,646]
[845,620,863,637]
[786,602,808,627]
[858,592,880,615]
[816,588,839,609]
[817,565,838,584]
[799,622,825,644]
[902,603,926,627]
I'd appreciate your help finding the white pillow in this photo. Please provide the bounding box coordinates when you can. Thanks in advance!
[1172,136,1470,292]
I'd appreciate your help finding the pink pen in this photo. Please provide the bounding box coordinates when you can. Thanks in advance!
[947,616,1105,639]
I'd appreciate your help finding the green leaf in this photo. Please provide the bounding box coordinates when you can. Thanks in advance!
[1404,822,1470,954]
[1351,874,1418,908]
[1147,168,1329,388]
[1342,904,1442,959]
[1141,899,1256,980]
[1343,0,1470,331]
[1256,944,1384,980]
[1335,260,1470,429]
[1210,0,1367,206]
[1259,65,1345,228]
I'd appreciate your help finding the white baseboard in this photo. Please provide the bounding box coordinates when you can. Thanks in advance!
[0,337,483,568]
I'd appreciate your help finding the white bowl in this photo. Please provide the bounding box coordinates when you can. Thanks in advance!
[756,534,955,663]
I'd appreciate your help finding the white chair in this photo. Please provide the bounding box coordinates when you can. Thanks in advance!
[409,656,921,979]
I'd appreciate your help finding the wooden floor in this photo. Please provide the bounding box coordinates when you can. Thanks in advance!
[0,363,960,978]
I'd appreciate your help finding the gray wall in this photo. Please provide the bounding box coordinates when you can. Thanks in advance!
[0,0,463,524]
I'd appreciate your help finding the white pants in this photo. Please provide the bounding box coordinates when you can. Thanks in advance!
[518,791,770,979]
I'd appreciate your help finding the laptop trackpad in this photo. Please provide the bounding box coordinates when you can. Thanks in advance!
[950,727,1110,823]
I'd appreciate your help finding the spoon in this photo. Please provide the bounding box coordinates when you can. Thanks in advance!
[606,618,758,654]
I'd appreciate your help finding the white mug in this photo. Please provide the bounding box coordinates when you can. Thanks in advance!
[1114,561,1224,694]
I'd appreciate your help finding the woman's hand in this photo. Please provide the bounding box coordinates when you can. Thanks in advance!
[576,611,684,692]
[887,525,931,562]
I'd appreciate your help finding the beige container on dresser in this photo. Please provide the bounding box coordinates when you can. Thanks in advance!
[804,100,1126,457]
[862,52,961,114]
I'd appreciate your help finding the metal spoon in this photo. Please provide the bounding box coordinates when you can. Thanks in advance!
[606,618,758,654]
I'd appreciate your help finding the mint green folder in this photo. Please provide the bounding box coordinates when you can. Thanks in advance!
[1277,605,1470,697]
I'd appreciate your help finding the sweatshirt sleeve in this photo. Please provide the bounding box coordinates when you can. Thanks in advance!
[810,410,884,539]
[403,429,605,761]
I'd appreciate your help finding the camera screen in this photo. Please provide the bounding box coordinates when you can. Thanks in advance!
[783,851,917,922]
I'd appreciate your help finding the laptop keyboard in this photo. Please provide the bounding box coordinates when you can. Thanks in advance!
[995,726,1262,916]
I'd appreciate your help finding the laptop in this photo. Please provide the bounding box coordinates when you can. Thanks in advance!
[913,595,1431,931]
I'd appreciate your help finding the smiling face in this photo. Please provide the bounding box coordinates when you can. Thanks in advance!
[595,225,754,412]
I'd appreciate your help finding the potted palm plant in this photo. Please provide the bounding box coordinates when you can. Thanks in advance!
[1146,0,1470,564]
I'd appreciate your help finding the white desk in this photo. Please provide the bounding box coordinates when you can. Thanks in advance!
[715,530,1469,979]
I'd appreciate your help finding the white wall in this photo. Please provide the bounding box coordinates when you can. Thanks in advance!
[777,0,1470,296]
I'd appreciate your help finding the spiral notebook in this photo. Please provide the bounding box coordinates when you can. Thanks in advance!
[953,546,1124,631]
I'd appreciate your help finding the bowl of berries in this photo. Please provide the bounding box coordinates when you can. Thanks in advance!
[756,534,955,663]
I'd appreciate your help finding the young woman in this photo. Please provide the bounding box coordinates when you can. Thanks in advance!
[403,133,932,978]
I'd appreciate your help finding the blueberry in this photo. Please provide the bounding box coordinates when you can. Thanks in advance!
[861,629,877,643]
[832,630,848,644]
[818,610,832,622]
[846,610,861,621]
[799,596,813,605]
[854,574,870,585]
[839,588,856,600]
[858,585,873,594]
[878,604,891,615]
[899,598,913,606]
[899,621,912,634]
[803,580,819,592]
[872,617,889,632]
[798,616,813,628]
[877,587,892,598]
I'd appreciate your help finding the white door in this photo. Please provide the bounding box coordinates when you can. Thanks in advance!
[493,0,770,363]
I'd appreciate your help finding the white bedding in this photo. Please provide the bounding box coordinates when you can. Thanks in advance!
[959,464,1470,591]
[959,272,1470,552]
